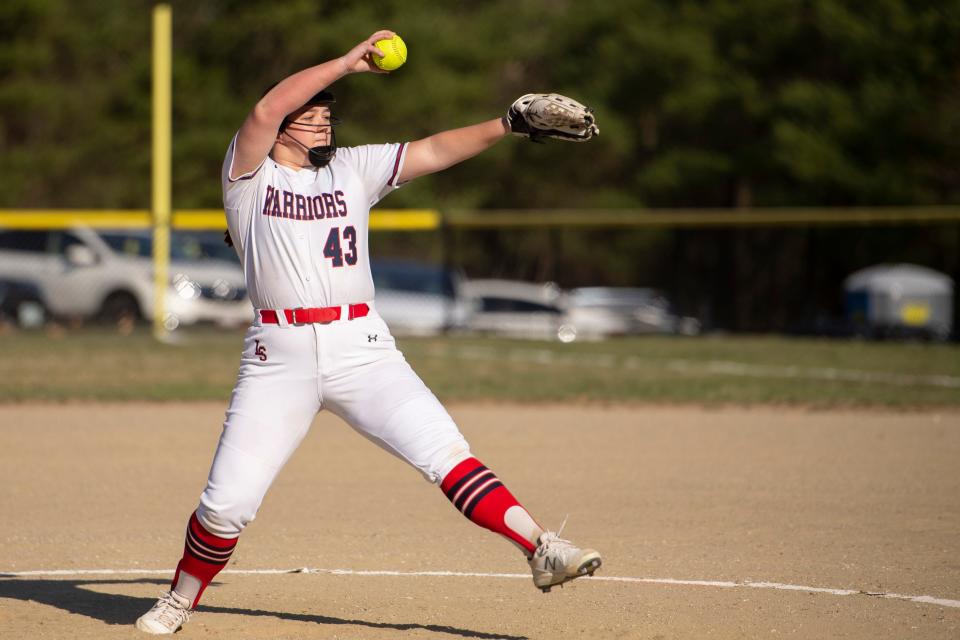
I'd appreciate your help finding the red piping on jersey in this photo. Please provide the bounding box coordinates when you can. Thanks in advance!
[233,165,261,181]
[227,135,264,183]
[387,143,407,187]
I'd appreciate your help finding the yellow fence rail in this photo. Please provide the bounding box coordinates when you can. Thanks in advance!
[444,206,960,228]
[0,209,441,231]
[2,206,957,232]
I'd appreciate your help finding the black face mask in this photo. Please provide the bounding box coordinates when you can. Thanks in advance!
[283,128,337,168]
[282,114,341,168]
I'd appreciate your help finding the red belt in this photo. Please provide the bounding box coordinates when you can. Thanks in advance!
[259,303,369,325]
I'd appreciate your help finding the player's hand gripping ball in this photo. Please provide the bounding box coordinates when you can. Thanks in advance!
[373,35,407,71]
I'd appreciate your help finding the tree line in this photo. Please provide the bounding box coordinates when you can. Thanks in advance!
[2,0,958,331]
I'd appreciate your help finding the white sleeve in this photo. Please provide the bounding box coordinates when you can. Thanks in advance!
[221,133,267,253]
[221,133,267,210]
[336,143,408,206]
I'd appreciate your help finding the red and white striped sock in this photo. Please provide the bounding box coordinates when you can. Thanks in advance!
[440,457,543,555]
[170,511,238,607]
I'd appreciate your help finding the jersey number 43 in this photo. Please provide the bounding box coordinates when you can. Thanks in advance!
[323,225,358,267]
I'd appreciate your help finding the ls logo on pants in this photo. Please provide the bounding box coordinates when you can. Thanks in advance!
[254,340,268,361]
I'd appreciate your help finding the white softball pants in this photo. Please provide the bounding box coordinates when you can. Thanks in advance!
[196,307,472,538]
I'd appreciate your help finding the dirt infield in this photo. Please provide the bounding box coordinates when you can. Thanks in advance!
[1,403,958,639]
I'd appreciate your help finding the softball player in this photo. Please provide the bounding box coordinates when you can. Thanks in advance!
[137,30,601,635]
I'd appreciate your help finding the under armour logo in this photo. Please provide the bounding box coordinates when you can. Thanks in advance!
[367,334,378,342]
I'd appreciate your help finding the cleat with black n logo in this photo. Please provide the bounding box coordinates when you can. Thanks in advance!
[528,531,602,593]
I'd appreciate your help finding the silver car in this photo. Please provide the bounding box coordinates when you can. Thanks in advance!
[568,287,701,338]
[461,281,700,342]
[0,227,252,329]
[371,259,472,336]
[460,279,577,342]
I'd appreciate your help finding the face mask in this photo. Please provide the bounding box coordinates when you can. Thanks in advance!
[283,128,337,168]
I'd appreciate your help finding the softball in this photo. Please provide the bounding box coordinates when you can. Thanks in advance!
[373,35,407,71]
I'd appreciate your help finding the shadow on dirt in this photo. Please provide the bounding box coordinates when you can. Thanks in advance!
[0,577,528,639]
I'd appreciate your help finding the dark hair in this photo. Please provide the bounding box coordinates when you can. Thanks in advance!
[304,89,336,106]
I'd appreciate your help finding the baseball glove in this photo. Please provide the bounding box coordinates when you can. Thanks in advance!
[506,93,599,143]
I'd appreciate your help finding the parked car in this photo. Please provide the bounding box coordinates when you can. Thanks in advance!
[370,259,471,336]
[459,279,577,342]
[567,287,701,338]
[461,280,701,342]
[0,277,48,328]
[0,227,251,329]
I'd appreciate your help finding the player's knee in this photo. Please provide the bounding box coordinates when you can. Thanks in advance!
[428,439,473,484]
[196,497,258,538]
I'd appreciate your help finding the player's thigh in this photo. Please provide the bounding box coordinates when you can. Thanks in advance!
[326,352,471,483]
[220,323,321,465]
[198,324,321,534]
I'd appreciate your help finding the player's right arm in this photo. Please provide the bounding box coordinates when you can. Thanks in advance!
[228,30,395,180]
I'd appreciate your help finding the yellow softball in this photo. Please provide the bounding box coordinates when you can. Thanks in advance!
[373,35,407,71]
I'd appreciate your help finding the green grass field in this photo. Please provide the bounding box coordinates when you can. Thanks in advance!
[2,326,958,407]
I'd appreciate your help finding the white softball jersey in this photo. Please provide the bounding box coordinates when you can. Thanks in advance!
[222,135,407,310]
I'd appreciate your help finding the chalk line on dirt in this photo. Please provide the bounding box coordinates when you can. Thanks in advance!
[2,567,958,610]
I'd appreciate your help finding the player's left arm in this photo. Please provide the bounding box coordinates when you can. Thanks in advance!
[398,117,510,183]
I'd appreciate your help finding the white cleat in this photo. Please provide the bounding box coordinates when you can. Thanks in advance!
[528,531,602,593]
[135,590,192,634]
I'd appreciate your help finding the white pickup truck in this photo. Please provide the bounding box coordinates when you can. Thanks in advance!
[0,226,252,329]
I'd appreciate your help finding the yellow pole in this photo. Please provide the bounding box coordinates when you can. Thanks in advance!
[152,4,172,340]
